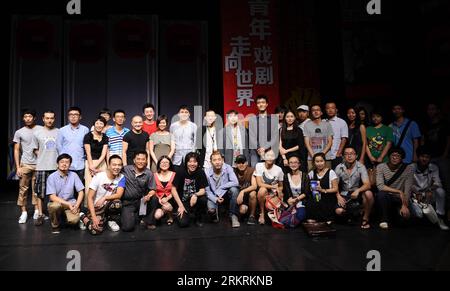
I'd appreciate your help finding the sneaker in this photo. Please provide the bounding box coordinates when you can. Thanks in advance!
[146,224,156,230]
[33,209,39,220]
[51,227,60,234]
[247,216,257,225]
[231,215,240,228]
[438,218,449,231]
[379,222,389,229]
[18,211,28,224]
[108,221,120,232]
[34,215,44,226]
[79,220,86,231]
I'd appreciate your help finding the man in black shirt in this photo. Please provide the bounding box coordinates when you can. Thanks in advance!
[171,152,208,227]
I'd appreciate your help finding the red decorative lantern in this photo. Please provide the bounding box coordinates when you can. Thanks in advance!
[165,24,200,63]
[16,19,55,59]
[69,23,106,63]
[113,19,151,59]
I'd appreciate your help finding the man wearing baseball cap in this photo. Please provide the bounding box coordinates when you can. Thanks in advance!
[297,105,311,131]
[234,155,258,225]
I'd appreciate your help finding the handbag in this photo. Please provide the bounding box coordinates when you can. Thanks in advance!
[279,204,306,228]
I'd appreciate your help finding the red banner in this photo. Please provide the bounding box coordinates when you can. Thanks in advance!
[221,0,280,117]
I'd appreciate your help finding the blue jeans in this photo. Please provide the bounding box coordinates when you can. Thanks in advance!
[207,187,240,217]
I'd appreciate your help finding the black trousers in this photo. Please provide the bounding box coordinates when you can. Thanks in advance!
[377,191,409,225]
[144,196,165,226]
[176,195,207,228]
[121,199,152,232]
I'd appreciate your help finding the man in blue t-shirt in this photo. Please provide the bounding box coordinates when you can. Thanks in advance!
[390,104,421,164]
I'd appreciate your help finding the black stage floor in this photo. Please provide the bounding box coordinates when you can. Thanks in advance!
[1,191,449,271]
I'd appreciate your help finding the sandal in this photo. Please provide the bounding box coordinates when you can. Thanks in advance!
[361,219,371,229]
[258,214,265,225]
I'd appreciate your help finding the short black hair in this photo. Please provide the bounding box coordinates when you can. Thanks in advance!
[42,110,55,117]
[133,150,148,159]
[22,108,37,118]
[113,109,126,117]
[388,147,406,159]
[156,155,173,173]
[391,103,405,110]
[226,109,239,116]
[93,116,107,127]
[156,115,169,128]
[142,103,155,113]
[312,152,326,162]
[371,109,383,117]
[343,145,357,154]
[256,95,268,102]
[67,106,82,115]
[108,154,123,164]
[57,153,72,164]
[99,108,111,117]
[274,105,288,114]
[310,104,322,110]
[416,145,432,157]
[235,155,247,164]
[178,105,190,112]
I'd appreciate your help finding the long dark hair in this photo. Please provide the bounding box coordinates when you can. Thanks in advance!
[346,106,362,129]
[281,110,300,140]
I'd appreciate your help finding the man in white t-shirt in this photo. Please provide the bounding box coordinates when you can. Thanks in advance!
[254,150,284,225]
[325,102,348,169]
[81,155,126,234]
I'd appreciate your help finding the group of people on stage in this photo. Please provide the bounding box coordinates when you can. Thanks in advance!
[12,95,450,234]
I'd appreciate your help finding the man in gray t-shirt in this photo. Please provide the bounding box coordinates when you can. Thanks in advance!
[13,109,42,224]
[304,105,333,170]
[31,111,59,225]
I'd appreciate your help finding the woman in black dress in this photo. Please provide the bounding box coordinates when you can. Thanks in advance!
[305,153,339,223]
[278,110,307,173]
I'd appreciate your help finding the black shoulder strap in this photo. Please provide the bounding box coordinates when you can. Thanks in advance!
[386,163,407,186]
[256,115,260,149]
[396,120,412,147]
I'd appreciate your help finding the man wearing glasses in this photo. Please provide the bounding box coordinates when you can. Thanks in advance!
[375,147,414,229]
[335,146,374,229]
[56,107,89,182]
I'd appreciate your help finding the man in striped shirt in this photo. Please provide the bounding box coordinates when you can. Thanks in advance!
[376,147,414,229]
[106,110,130,159]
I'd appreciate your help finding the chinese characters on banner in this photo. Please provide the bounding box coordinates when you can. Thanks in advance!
[222,0,280,117]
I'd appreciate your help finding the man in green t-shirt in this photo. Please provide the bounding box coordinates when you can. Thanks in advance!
[366,110,394,167]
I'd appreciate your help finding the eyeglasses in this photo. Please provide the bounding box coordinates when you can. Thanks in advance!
[344,153,356,156]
